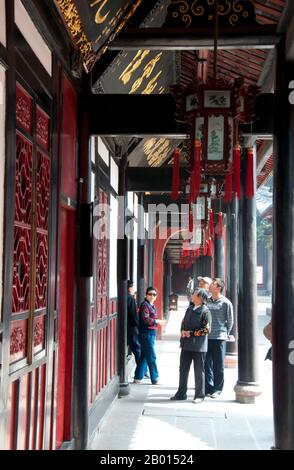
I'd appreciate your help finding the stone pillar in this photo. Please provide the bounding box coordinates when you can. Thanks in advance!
[234,146,261,404]
[117,152,130,396]
[227,197,238,355]
[272,44,294,449]
[137,194,145,305]
[214,234,224,279]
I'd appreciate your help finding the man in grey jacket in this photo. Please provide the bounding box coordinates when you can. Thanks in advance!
[205,278,234,398]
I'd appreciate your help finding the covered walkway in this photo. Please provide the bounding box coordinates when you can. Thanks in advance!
[91,297,273,450]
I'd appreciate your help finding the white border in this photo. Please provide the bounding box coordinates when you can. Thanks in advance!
[15,0,52,76]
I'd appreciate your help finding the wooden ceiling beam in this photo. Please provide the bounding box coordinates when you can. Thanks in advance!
[109,26,280,51]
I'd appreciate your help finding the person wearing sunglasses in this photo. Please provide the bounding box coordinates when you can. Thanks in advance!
[133,286,162,385]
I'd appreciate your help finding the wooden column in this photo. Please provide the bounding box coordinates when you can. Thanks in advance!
[117,153,130,396]
[227,197,238,355]
[74,88,91,450]
[272,41,294,449]
[234,148,261,403]
[214,234,224,279]
[137,194,145,305]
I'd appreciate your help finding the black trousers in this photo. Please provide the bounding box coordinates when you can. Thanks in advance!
[176,350,206,399]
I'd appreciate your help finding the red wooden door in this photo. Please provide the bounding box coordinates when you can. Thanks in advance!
[1,81,54,450]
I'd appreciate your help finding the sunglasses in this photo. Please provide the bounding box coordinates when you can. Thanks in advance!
[147,292,157,296]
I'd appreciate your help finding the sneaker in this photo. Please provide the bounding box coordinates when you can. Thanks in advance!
[210,392,220,399]
[133,379,142,384]
[192,398,204,404]
[170,395,187,401]
[151,381,160,385]
[144,373,150,379]
[205,393,213,398]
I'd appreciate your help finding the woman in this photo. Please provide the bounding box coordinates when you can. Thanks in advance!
[170,288,212,403]
[133,286,162,385]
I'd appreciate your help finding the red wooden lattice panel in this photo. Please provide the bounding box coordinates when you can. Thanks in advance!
[36,150,50,231]
[15,133,33,226]
[35,233,48,310]
[10,319,28,362]
[16,84,32,135]
[36,106,50,151]
[6,82,52,449]
[33,315,45,355]
[12,226,31,314]
[97,189,108,319]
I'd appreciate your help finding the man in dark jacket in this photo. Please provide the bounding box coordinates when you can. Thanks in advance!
[127,280,141,366]
[170,288,212,404]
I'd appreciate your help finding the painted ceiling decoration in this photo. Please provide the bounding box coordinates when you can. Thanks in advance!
[94,0,177,94]
[54,0,142,71]
[128,137,181,167]
[94,49,177,94]
[164,0,257,28]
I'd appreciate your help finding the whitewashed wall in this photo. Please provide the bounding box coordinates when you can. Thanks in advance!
[97,137,109,167]
[0,0,6,46]
[15,0,52,75]
[110,157,118,194]
[0,65,6,314]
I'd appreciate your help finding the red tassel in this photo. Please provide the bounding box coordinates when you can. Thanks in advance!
[189,208,193,233]
[203,240,207,256]
[224,173,233,203]
[209,209,214,238]
[189,140,201,203]
[208,238,213,257]
[233,145,241,199]
[171,148,180,200]
[189,171,196,204]
[218,212,223,238]
[245,147,255,199]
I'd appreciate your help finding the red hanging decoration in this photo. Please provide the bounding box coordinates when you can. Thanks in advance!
[203,240,207,256]
[209,209,214,238]
[233,145,241,199]
[218,212,223,238]
[189,207,193,232]
[224,173,233,203]
[245,147,255,199]
[189,171,196,203]
[208,238,213,257]
[189,140,201,203]
[171,147,180,200]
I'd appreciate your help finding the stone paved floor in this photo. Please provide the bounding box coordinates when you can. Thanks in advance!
[90,297,273,450]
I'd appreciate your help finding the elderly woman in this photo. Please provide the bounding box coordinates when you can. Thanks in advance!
[170,288,212,404]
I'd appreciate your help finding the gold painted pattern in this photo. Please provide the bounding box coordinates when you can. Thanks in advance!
[56,0,95,69]
[119,51,163,94]
[90,0,110,25]
[167,0,255,27]
[144,138,171,167]
[56,0,142,71]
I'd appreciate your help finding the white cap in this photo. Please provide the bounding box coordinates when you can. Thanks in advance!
[197,276,212,285]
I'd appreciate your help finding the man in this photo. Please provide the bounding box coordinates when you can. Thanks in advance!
[127,280,141,366]
[205,278,233,399]
[197,276,212,292]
